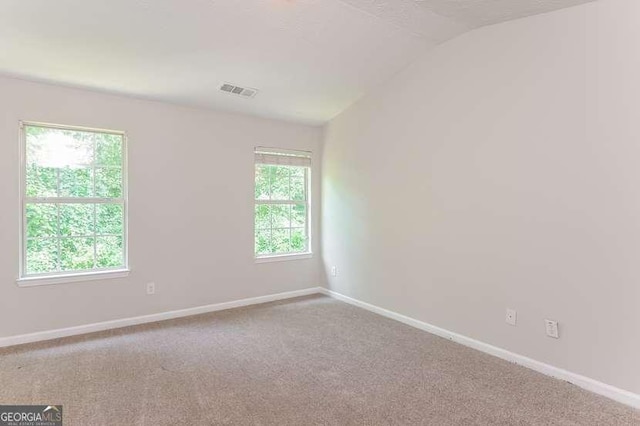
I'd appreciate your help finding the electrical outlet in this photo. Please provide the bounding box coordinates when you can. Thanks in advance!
[545,319,559,338]
[506,308,517,326]
[146,282,155,295]
[331,266,338,277]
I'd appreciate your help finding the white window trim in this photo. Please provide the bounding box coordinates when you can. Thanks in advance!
[254,147,312,261]
[16,269,130,287]
[255,253,313,264]
[17,121,129,286]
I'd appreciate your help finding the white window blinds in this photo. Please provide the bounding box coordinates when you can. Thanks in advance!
[254,147,312,168]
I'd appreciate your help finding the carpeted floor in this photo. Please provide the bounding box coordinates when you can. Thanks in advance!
[0,295,638,425]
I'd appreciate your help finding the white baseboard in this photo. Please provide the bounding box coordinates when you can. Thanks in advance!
[318,287,640,410]
[0,287,323,349]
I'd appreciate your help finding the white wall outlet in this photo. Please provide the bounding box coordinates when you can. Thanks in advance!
[146,282,155,295]
[545,319,559,338]
[506,308,517,326]
[331,266,338,277]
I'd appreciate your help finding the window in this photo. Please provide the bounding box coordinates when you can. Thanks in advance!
[19,122,127,282]
[254,148,311,259]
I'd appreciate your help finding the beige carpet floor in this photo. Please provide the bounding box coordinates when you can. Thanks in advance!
[0,295,638,425]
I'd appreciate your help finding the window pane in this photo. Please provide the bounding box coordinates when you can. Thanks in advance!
[59,204,94,236]
[95,133,123,167]
[60,237,95,271]
[291,228,307,252]
[272,229,291,253]
[271,204,290,228]
[26,165,57,197]
[270,166,290,200]
[24,124,50,143]
[255,165,270,200]
[95,168,122,198]
[59,167,93,197]
[26,203,58,238]
[26,126,93,168]
[291,204,306,227]
[291,175,305,201]
[26,238,58,274]
[255,204,271,230]
[96,204,124,235]
[255,229,272,255]
[96,236,124,268]
[290,167,304,178]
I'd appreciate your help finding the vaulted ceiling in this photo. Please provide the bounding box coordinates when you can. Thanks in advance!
[0,0,595,125]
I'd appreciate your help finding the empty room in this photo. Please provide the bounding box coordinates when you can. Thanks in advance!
[1,0,639,424]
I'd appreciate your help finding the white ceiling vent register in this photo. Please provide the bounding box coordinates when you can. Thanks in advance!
[219,83,259,98]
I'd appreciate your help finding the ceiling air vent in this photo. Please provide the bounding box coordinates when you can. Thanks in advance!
[219,83,258,98]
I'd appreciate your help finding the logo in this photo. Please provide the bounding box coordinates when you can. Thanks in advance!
[0,405,62,426]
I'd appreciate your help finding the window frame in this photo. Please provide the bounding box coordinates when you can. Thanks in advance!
[254,148,312,262]
[17,121,129,286]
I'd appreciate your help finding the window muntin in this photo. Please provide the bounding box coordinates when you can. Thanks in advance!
[254,149,311,258]
[20,123,127,279]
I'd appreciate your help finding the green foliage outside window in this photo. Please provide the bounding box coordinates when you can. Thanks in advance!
[23,125,126,275]
[255,164,309,256]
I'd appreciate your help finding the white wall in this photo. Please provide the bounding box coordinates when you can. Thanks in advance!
[0,76,322,338]
[322,0,640,395]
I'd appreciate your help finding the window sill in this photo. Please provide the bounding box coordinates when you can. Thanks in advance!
[16,269,130,287]
[255,253,313,264]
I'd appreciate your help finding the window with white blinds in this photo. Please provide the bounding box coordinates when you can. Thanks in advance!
[254,147,311,258]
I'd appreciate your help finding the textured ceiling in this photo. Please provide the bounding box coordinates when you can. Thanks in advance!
[413,0,598,26]
[0,0,595,125]
[341,0,597,30]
